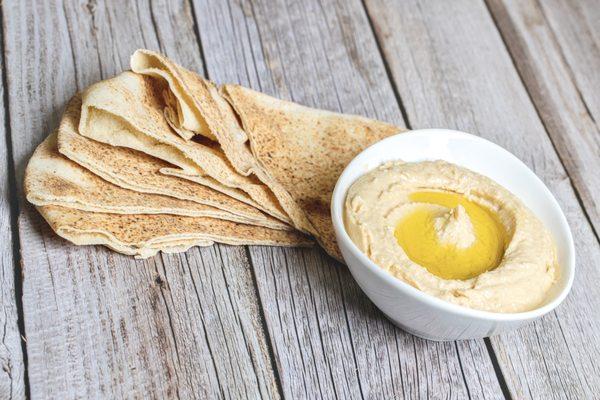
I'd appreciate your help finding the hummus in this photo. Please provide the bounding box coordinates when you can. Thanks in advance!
[344,160,557,313]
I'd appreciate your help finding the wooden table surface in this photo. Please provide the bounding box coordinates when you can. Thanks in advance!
[1,0,599,398]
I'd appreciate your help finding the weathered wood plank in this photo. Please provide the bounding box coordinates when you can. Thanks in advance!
[0,15,26,399]
[487,0,600,242]
[364,0,600,398]
[5,0,278,398]
[538,0,600,126]
[192,0,505,398]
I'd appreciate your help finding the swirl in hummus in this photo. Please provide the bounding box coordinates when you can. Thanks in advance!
[344,160,557,313]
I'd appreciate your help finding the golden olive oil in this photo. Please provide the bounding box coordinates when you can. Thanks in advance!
[394,191,507,280]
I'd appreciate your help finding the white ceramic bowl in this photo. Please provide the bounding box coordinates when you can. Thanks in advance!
[331,129,575,341]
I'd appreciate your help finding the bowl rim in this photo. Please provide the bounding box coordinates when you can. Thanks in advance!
[331,128,575,322]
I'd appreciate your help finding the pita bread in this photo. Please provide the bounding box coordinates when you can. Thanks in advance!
[130,49,210,140]
[130,50,313,239]
[131,50,405,259]
[130,49,257,175]
[27,132,289,229]
[78,71,288,222]
[37,205,311,259]
[221,85,405,259]
[57,95,290,230]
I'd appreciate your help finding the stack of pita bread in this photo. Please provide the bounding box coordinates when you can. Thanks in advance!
[25,50,403,259]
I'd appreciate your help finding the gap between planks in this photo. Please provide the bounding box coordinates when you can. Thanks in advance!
[0,1,28,398]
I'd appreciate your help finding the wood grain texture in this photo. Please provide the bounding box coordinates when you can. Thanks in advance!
[0,20,26,399]
[364,0,600,398]
[4,0,278,398]
[487,0,600,241]
[192,0,504,398]
[538,0,600,126]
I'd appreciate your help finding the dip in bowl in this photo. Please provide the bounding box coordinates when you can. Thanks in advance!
[331,129,574,341]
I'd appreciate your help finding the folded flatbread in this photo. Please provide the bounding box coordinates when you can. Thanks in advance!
[78,71,288,222]
[37,205,311,258]
[56,95,289,230]
[131,48,404,259]
[130,50,313,235]
[130,49,256,174]
[131,50,404,258]
[224,86,405,258]
[26,132,291,229]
